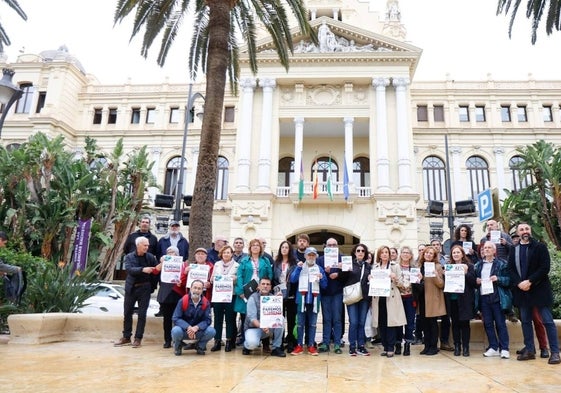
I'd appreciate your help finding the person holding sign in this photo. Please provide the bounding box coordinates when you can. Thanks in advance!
[210,245,239,352]
[339,243,372,356]
[370,246,406,358]
[242,277,286,357]
[451,224,478,264]
[289,247,327,356]
[411,246,445,355]
[157,246,187,349]
[396,246,416,356]
[479,219,513,262]
[445,245,476,356]
[272,240,298,353]
[475,241,511,359]
[234,239,273,347]
[183,248,213,302]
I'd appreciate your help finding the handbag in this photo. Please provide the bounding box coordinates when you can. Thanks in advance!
[343,264,365,305]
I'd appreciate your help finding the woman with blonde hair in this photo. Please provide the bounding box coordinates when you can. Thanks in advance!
[396,245,415,356]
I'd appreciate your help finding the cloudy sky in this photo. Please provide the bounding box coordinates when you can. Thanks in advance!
[1,0,558,84]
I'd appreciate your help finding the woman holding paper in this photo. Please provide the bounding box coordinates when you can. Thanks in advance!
[370,246,406,358]
[273,240,298,353]
[157,246,187,349]
[234,239,273,347]
[412,246,446,355]
[451,224,478,264]
[339,243,372,356]
[446,245,476,356]
[475,241,511,359]
[210,245,239,352]
[396,246,416,356]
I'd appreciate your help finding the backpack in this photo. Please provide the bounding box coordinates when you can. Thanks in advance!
[181,294,209,312]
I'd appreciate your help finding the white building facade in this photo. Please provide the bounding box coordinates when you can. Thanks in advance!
[1,0,560,255]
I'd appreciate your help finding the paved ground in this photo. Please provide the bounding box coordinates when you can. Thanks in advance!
[1,338,560,393]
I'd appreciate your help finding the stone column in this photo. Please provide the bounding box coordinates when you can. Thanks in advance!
[236,77,257,191]
[393,77,412,192]
[494,147,506,200]
[257,78,276,192]
[294,117,305,193]
[150,147,162,183]
[187,147,199,195]
[450,146,463,201]
[373,77,391,192]
[343,117,354,188]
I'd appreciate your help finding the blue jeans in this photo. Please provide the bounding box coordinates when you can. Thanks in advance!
[520,306,560,353]
[480,296,509,351]
[171,325,216,351]
[244,327,283,350]
[296,304,319,347]
[396,296,415,343]
[320,293,343,346]
[346,298,369,349]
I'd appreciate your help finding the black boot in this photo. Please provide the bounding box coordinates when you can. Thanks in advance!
[225,339,233,352]
[454,343,461,356]
[395,343,402,355]
[210,340,222,352]
[403,343,411,356]
[462,345,470,357]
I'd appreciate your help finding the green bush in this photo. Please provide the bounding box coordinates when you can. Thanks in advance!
[550,246,561,319]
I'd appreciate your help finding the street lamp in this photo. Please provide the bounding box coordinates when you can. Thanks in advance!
[0,68,23,137]
[174,83,205,222]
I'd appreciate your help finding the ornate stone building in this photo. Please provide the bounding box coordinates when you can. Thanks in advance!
[1,0,560,255]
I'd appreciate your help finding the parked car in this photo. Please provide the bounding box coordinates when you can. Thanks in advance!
[79,283,159,316]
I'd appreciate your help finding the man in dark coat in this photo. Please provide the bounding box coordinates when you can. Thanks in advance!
[508,222,560,365]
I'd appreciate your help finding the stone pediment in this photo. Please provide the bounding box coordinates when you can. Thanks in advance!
[250,16,421,57]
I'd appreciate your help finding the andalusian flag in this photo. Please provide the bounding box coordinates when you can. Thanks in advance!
[298,157,304,201]
[327,156,333,201]
[312,159,319,199]
[343,153,350,201]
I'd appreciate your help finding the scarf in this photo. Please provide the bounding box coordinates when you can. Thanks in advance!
[298,263,321,313]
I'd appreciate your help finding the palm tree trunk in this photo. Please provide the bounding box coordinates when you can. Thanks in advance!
[189,0,231,251]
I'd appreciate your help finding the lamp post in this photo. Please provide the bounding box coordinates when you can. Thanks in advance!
[0,68,23,137]
[174,83,205,222]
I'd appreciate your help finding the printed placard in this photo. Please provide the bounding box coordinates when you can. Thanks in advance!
[160,255,183,284]
[186,264,210,289]
[341,256,353,272]
[444,264,465,293]
[211,275,234,303]
[369,269,391,297]
[260,295,284,328]
[323,247,339,268]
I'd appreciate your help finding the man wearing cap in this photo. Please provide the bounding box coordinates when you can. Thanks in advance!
[207,235,228,264]
[156,221,189,261]
[289,247,327,355]
[182,247,214,302]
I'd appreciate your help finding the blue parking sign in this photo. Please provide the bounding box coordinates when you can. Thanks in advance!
[478,189,493,222]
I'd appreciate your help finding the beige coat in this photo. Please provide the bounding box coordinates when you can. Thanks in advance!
[424,263,446,318]
[370,261,407,327]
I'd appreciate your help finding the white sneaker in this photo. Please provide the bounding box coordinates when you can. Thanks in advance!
[501,350,510,359]
[483,348,500,357]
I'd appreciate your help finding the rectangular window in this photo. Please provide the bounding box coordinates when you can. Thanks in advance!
[35,92,47,113]
[542,105,553,122]
[131,108,140,124]
[517,106,527,122]
[433,105,444,122]
[108,108,117,124]
[416,105,428,122]
[224,106,235,122]
[475,106,486,122]
[146,107,156,124]
[15,84,34,114]
[501,105,511,122]
[93,108,102,124]
[169,107,180,123]
[459,105,469,122]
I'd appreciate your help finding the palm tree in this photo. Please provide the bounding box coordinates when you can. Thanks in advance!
[0,0,27,52]
[497,0,561,43]
[114,0,315,250]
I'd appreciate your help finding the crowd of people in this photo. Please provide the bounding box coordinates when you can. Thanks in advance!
[113,217,560,365]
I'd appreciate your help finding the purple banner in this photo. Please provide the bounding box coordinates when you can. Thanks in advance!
[72,218,92,274]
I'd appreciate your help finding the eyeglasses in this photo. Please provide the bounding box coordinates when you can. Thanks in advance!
[326,244,337,247]
[355,249,365,252]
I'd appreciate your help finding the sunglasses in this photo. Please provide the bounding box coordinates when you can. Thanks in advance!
[355,249,365,252]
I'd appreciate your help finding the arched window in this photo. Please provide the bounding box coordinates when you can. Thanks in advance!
[509,155,533,191]
[422,155,447,201]
[215,156,229,200]
[278,157,294,187]
[353,157,370,187]
[466,155,490,198]
[311,156,338,182]
[164,156,185,196]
